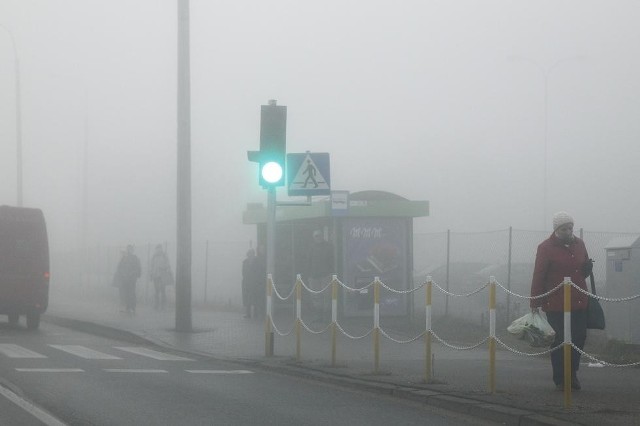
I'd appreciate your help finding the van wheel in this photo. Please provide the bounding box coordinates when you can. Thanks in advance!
[8,313,19,326]
[26,312,40,330]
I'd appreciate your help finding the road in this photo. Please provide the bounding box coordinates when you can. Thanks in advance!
[0,321,496,426]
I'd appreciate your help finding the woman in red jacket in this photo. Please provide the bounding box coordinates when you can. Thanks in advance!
[530,211,592,391]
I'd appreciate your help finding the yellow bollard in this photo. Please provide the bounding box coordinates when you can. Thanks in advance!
[563,277,572,408]
[425,277,432,383]
[296,276,301,361]
[373,277,380,374]
[331,276,337,367]
[489,276,496,394]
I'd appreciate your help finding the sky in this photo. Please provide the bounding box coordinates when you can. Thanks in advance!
[2,0,640,258]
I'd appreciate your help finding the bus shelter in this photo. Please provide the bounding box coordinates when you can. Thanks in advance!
[242,191,429,317]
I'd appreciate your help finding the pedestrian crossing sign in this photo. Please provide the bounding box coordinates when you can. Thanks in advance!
[287,152,331,196]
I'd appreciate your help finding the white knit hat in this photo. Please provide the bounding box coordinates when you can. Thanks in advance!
[553,211,574,230]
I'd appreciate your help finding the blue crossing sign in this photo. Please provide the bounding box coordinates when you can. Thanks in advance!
[287,152,331,196]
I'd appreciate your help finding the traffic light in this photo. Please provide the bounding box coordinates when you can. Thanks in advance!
[258,102,287,187]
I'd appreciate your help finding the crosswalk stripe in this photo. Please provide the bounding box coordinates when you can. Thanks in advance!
[114,347,194,361]
[186,370,254,374]
[104,369,168,373]
[0,344,47,358]
[16,368,84,372]
[49,345,122,359]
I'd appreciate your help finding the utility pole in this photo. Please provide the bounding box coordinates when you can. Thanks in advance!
[0,25,22,206]
[176,0,192,332]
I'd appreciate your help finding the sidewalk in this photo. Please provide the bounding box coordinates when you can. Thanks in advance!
[44,289,640,426]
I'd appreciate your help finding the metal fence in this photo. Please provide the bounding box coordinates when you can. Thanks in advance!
[50,228,639,316]
[413,228,640,324]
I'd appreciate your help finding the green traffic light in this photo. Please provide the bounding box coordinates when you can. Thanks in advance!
[261,161,283,184]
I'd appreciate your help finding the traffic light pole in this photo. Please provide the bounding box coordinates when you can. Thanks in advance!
[265,186,276,356]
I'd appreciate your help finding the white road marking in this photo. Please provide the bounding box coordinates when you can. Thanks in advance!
[0,384,68,426]
[104,369,168,373]
[114,347,194,361]
[0,344,47,358]
[15,368,85,372]
[49,345,122,359]
[186,370,254,374]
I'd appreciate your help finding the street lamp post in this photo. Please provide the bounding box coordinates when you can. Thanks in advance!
[508,55,584,229]
[0,24,23,207]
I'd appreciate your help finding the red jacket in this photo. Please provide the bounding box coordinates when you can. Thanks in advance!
[530,233,589,312]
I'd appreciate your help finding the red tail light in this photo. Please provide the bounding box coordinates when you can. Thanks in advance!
[44,272,50,279]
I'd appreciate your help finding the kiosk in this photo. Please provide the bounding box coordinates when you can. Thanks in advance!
[242,191,429,317]
[605,236,640,344]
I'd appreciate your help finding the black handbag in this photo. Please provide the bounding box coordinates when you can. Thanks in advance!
[586,272,605,330]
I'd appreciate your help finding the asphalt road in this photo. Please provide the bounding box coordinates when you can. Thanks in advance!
[0,322,497,426]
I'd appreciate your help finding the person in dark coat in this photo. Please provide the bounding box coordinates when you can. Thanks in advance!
[115,244,141,314]
[241,248,256,318]
[530,211,592,391]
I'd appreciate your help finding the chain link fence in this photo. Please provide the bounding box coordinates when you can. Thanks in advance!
[413,228,640,325]
[50,228,639,315]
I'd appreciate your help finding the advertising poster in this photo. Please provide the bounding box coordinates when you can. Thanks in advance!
[342,218,408,316]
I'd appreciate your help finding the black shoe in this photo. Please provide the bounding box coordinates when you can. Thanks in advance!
[571,376,581,390]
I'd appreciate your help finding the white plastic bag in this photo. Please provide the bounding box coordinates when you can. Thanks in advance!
[507,311,555,347]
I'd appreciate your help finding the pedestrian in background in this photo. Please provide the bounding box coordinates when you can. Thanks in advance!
[115,244,142,314]
[530,212,592,391]
[149,244,173,310]
[241,248,256,318]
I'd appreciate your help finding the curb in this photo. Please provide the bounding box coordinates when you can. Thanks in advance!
[43,314,581,426]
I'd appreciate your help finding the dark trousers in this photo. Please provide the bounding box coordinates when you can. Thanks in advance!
[546,310,587,385]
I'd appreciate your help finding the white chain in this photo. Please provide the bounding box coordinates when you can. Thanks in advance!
[571,344,640,367]
[271,283,297,301]
[300,279,333,295]
[269,275,640,371]
[494,336,560,356]
[270,317,295,336]
[299,318,332,334]
[431,280,489,297]
[336,321,374,340]
[495,280,564,300]
[430,330,489,350]
[336,277,375,292]
[378,280,426,294]
[570,282,640,302]
[379,327,426,344]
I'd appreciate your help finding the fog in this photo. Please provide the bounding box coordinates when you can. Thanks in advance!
[2,1,640,304]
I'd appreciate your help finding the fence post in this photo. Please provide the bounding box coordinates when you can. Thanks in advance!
[507,227,513,323]
[425,276,433,383]
[265,274,274,356]
[145,243,151,304]
[563,277,572,408]
[331,275,338,367]
[204,240,209,304]
[489,276,496,394]
[445,230,450,316]
[373,277,380,374]
[296,275,301,361]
